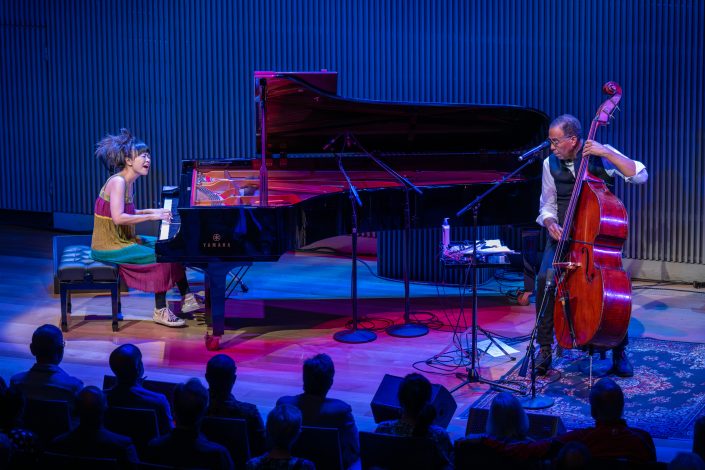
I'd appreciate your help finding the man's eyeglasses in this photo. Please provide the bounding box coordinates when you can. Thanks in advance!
[549,136,574,146]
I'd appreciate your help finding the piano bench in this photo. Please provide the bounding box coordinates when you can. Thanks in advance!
[53,235,121,333]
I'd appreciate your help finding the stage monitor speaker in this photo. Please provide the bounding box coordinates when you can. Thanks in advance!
[465,407,566,439]
[370,374,457,429]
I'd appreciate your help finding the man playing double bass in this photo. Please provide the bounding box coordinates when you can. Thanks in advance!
[535,114,648,377]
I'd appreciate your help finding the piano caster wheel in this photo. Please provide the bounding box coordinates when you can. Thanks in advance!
[205,333,221,351]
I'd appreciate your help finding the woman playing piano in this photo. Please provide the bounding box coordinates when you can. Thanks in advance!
[90,128,203,327]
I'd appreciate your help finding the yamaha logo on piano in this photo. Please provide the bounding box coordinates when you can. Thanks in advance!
[202,233,231,248]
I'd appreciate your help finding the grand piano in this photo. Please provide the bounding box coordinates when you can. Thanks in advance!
[156,71,549,349]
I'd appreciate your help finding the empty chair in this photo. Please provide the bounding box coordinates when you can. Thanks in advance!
[24,399,71,443]
[292,426,343,470]
[105,406,160,452]
[360,431,438,470]
[201,416,250,468]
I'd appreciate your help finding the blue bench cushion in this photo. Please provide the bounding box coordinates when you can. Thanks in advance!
[58,245,118,283]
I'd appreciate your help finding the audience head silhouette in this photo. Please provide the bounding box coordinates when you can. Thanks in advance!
[398,373,436,437]
[589,377,624,422]
[75,385,107,429]
[266,403,302,451]
[30,324,65,365]
[173,378,209,429]
[486,392,529,442]
[109,344,144,386]
[303,353,334,397]
[669,452,705,470]
[205,354,237,396]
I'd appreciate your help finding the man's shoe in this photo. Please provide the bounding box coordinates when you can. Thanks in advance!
[517,290,533,306]
[153,307,187,327]
[611,348,633,377]
[536,346,552,376]
[181,293,204,314]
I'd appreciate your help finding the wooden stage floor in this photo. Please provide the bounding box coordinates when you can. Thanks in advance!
[0,225,702,461]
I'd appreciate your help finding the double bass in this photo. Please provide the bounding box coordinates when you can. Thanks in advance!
[553,82,631,350]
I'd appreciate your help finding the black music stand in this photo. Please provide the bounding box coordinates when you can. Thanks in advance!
[451,146,545,393]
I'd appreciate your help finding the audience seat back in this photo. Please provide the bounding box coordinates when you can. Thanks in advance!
[105,406,160,452]
[24,399,71,443]
[360,431,437,470]
[293,426,343,470]
[103,374,178,408]
[589,458,668,469]
[455,436,540,468]
[201,416,250,468]
[41,451,119,469]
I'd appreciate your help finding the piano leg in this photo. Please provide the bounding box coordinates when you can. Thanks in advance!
[203,264,229,351]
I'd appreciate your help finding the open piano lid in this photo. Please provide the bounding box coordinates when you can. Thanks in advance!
[255,71,549,156]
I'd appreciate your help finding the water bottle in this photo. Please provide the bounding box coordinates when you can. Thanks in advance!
[442,217,450,249]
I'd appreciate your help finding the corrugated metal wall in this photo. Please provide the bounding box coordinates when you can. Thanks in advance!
[1,0,703,266]
[0,21,51,212]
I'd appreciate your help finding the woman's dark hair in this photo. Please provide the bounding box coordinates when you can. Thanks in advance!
[266,404,302,450]
[486,392,529,441]
[95,128,149,174]
[303,353,334,396]
[398,373,436,437]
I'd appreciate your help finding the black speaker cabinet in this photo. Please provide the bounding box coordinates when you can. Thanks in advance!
[370,374,457,429]
[465,407,566,439]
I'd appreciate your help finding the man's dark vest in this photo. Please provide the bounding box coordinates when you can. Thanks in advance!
[549,153,614,225]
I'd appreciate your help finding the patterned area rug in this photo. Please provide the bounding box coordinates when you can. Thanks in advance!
[462,337,705,440]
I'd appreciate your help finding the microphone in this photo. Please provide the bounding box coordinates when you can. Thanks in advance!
[323,134,343,152]
[518,140,550,162]
[349,182,362,207]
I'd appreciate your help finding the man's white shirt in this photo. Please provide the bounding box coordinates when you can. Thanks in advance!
[536,144,648,227]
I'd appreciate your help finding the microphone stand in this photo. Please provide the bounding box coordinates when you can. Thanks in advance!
[344,133,429,338]
[451,146,545,393]
[517,270,555,409]
[331,139,377,344]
